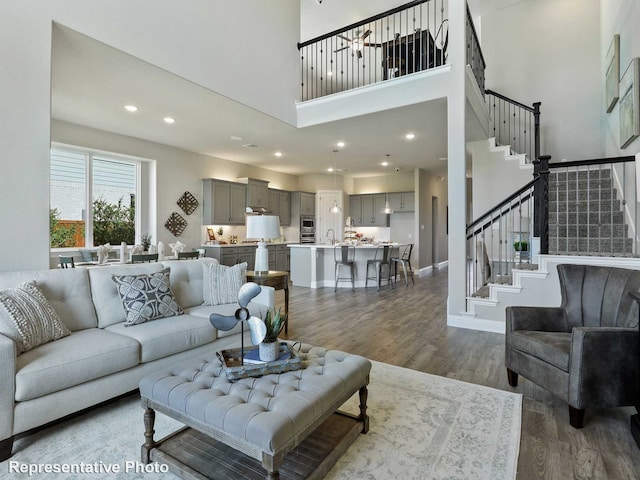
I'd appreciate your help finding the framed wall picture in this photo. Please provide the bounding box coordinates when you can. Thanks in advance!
[605,34,620,113]
[620,57,640,149]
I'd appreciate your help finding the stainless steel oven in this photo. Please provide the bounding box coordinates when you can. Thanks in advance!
[300,215,316,243]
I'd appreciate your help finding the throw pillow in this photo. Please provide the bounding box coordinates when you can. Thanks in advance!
[112,268,184,326]
[0,281,71,354]
[203,262,247,306]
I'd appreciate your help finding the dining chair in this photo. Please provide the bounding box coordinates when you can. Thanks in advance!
[177,251,199,260]
[334,245,356,292]
[391,244,414,286]
[131,253,159,263]
[365,245,393,290]
[58,256,75,269]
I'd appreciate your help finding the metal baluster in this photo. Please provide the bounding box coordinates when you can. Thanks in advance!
[610,163,614,256]
[623,162,628,256]
[586,165,591,254]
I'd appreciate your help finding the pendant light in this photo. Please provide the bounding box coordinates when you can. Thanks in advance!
[330,149,342,214]
[381,154,394,214]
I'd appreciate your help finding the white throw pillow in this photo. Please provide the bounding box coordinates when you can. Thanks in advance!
[112,268,184,326]
[0,281,71,354]
[203,262,247,306]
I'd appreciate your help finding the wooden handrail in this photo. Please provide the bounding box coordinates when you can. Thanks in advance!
[485,89,535,113]
[548,156,634,169]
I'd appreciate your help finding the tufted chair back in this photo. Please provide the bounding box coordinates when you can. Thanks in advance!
[558,264,640,329]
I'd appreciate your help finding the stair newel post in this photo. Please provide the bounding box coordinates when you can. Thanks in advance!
[538,155,551,255]
[533,102,541,164]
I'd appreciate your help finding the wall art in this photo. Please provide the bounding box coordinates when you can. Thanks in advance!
[605,34,620,113]
[177,191,199,215]
[165,212,188,237]
[620,57,640,149]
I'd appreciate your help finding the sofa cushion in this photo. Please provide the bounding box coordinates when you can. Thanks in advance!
[162,258,218,309]
[112,268,184,326]
[203,262,247,306]
[186,301,268,338]
[0,281,71,354]
[89,263,164,328]
[15,328,140,401]
[0,268,97,331]
[105,314,216,363]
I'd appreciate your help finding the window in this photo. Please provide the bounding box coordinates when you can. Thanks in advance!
[50,147,139,248]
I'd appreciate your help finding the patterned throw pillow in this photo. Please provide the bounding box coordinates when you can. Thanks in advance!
[203,262,247,306]
[112,268,184,326]
[0,281,71,354]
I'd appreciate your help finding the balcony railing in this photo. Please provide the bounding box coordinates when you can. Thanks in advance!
[298,0,448,101]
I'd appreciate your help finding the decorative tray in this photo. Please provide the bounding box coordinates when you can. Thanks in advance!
[217,342,302,380]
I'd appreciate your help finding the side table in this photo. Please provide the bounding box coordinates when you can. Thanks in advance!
[246,270,290,333]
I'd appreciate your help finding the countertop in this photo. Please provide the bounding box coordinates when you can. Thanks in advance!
[201,241,293,248]
[288,243,404,249]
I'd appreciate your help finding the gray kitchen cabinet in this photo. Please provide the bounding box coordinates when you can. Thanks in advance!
[349,194,390,226]
[388,192,415,212]
[246,179,269,209]
[299,192,315,216]
[203,179,246,225]
[275,245,290,271]
[268,189,291,226]
[204,245,255,270]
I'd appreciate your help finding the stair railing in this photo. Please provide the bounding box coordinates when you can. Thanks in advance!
[536,155,638,257]
[485,89,541,164]
[466,3,485,93]
[297,0,448,101]
[466,178,537,299]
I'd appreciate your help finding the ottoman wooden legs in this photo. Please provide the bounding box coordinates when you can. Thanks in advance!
[141,408,156,464]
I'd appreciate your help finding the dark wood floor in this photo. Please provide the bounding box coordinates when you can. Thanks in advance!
[276,268,640,480]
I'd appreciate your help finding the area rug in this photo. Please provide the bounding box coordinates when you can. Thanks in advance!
[2,361,521,480]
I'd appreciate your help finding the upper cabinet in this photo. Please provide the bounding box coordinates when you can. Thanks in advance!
[245,179,269,209]
[291,191,316,218]
[388,192,415,212]
[203,179,247,225]
[268,188,291,226]
[349,194,390,226]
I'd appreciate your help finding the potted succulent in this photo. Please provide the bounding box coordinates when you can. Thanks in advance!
[513,241,529,262]
[259,308,288,361]
[141,233,152,252]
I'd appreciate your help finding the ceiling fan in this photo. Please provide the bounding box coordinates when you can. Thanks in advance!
[334,29,382,58]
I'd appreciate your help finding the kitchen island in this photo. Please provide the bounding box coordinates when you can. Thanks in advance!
[289,243,402,289]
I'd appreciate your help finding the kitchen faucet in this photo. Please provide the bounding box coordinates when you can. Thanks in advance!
[326,228,336,245]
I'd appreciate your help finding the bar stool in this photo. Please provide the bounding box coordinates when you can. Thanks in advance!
[391,244,414,286]
[365,245,393,290]
[334,245,356,292]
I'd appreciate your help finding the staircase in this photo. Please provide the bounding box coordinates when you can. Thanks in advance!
[548,168,633,256]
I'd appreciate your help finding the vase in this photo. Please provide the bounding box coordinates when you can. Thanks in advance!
[259,341,279,362]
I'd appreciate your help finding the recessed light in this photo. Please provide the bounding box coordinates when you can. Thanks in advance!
[327,167,334,172]
[381,161,389,166]
[328,71,333,76]
[405,133,415,140]
[124,105,138,112]
[230,135,244,141]
[274,151,283,157]
[337,141,345,148]
[163,117,176,124]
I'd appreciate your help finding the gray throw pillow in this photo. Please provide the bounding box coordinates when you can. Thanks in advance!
[203,262,247,306]
[112,267,184,326]
[0,280,71,354]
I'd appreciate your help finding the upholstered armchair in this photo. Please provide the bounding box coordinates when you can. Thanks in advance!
[505,264,640,428]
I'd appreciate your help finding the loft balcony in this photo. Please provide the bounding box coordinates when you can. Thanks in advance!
[296,0,486,128]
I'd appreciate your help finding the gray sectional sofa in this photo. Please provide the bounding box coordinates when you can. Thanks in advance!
[0,258,274,461]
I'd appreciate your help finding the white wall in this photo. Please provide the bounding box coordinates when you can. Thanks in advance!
[52,120,300,251]
[353,172,415,194]
[0,1,300,271]
[482,0,602,162]
[601,0,640,157]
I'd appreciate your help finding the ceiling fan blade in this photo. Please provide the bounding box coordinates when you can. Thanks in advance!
[337,34,352,42]
[334,46,350,53]
[361,29,372,40]
[247,316,267,345]
[209,313,238,331]
[238,282,261,308]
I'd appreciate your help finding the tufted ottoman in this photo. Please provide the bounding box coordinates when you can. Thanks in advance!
[139,344,371,480]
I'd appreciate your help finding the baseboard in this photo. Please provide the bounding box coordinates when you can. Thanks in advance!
[447,314,505,334]
[418,265,433,276]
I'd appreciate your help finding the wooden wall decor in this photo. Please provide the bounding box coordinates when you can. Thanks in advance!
[165,212,188,237]
[177,191,199,215]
